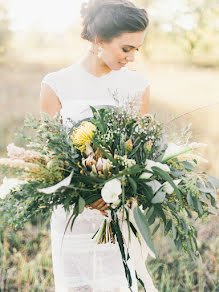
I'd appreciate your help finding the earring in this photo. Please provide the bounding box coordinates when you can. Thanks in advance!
[97,47,103,59]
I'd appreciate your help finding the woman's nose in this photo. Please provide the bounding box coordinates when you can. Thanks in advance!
[126,52,135,62]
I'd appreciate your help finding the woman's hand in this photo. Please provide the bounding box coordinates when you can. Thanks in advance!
[86,198,109,216]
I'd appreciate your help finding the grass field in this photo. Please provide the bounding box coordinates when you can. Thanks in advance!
[0,51,218,291]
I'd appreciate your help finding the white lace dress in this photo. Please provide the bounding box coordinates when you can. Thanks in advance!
[41,60,158,292]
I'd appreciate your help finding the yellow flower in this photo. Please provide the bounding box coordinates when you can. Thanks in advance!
[71,121,96,153]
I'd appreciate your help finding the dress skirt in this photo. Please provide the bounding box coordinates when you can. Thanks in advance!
[50,205,138,292]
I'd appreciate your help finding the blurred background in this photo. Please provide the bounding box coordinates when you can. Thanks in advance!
[0,0,218,291]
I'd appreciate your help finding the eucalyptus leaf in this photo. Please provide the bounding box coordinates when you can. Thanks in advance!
[151,190,166,204]
[170,168,186,177]
[78,196,86,214]
[197,182,217,199]
[151,166,182,204]
[181,161,195,171]
[128,176,137,194]
[145,180,162,194]
[145,206,154,220]
[133,205,156,257]
[152,222,160,236]
[186,192,194,207]
[208,175,219,188]
[164,219,172,236]
[172,222,177,240]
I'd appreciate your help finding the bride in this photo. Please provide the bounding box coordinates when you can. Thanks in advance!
[40,0,158,291]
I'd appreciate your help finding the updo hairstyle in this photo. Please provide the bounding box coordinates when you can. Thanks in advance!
[80,0,149,43]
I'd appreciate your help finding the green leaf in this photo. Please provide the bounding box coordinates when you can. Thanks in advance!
[128,176,137,194]
[152,222,160,236]
[145,206,154,220]
[91,139,118,166]
[193,197,203,215]
[145,180,162,194]
[133,205,156,256]
[139,182,154,201]
[164,219,172,236]
[186,192,194,207]
[151,190,166,204]
[114,217,133,288]
[196,182,216,198]
[170,168,186,177]
[154,204,167,225]
[85,194,101,206]
[172,222,177,240]
[78,196,85,214]
[152,166,182,204]
[122,182,125,221]
[181,161,195,171]
[89,105,97,115]
[208,175,219,188]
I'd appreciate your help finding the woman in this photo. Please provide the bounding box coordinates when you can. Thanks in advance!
[40,0,157,291]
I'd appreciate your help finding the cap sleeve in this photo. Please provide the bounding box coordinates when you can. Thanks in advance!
[138,73,150,92]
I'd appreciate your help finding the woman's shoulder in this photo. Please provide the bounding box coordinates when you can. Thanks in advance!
[42,63,78,84]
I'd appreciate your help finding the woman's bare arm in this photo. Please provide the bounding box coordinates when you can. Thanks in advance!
[40,83,109,215]
[40,83,62,118]
[140,85,150,115]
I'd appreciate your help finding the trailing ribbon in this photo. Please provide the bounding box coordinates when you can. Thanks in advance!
[118,204,158,292]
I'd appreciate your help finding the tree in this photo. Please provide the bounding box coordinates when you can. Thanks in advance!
[170,0,218,60]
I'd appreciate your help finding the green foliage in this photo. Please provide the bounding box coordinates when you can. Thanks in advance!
[0,106,218,289]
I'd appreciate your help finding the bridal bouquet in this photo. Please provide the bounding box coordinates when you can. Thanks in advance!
[0,103,218,290]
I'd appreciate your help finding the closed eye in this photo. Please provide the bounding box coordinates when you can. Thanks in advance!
[122,48,139,53]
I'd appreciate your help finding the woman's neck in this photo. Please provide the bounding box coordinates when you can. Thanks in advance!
[80,47,112,78]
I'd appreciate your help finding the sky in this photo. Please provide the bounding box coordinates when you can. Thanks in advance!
[6,0,194,33]
[7,0,85,32]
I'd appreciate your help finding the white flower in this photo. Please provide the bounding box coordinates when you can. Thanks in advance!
[146,159,170,173]
[101,178,122,204]
[111,198,121,209]
[162,179,182,194]
[0,177,26,199]
[162,142,192,162]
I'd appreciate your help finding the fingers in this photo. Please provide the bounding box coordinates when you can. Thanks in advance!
[99,204,109,211]
[89,199,109,214]
[90,198,103,208]
[100,210,108,216]
[90,199,106,209]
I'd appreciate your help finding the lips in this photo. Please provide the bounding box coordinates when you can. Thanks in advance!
[119,62,127,67]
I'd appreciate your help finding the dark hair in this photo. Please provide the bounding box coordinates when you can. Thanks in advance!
[80,0,149,43]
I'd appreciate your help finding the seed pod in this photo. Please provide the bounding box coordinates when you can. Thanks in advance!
[125,140,133,152]
[145,140,152,151]
[92,164,97,175]
[96,157,103,172]
[85,143,94,156]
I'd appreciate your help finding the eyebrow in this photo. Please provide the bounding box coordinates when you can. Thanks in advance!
[123,44,142,49]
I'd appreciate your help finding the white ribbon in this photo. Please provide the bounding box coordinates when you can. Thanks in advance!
[37,171,73,194]
[117,206,158,292]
